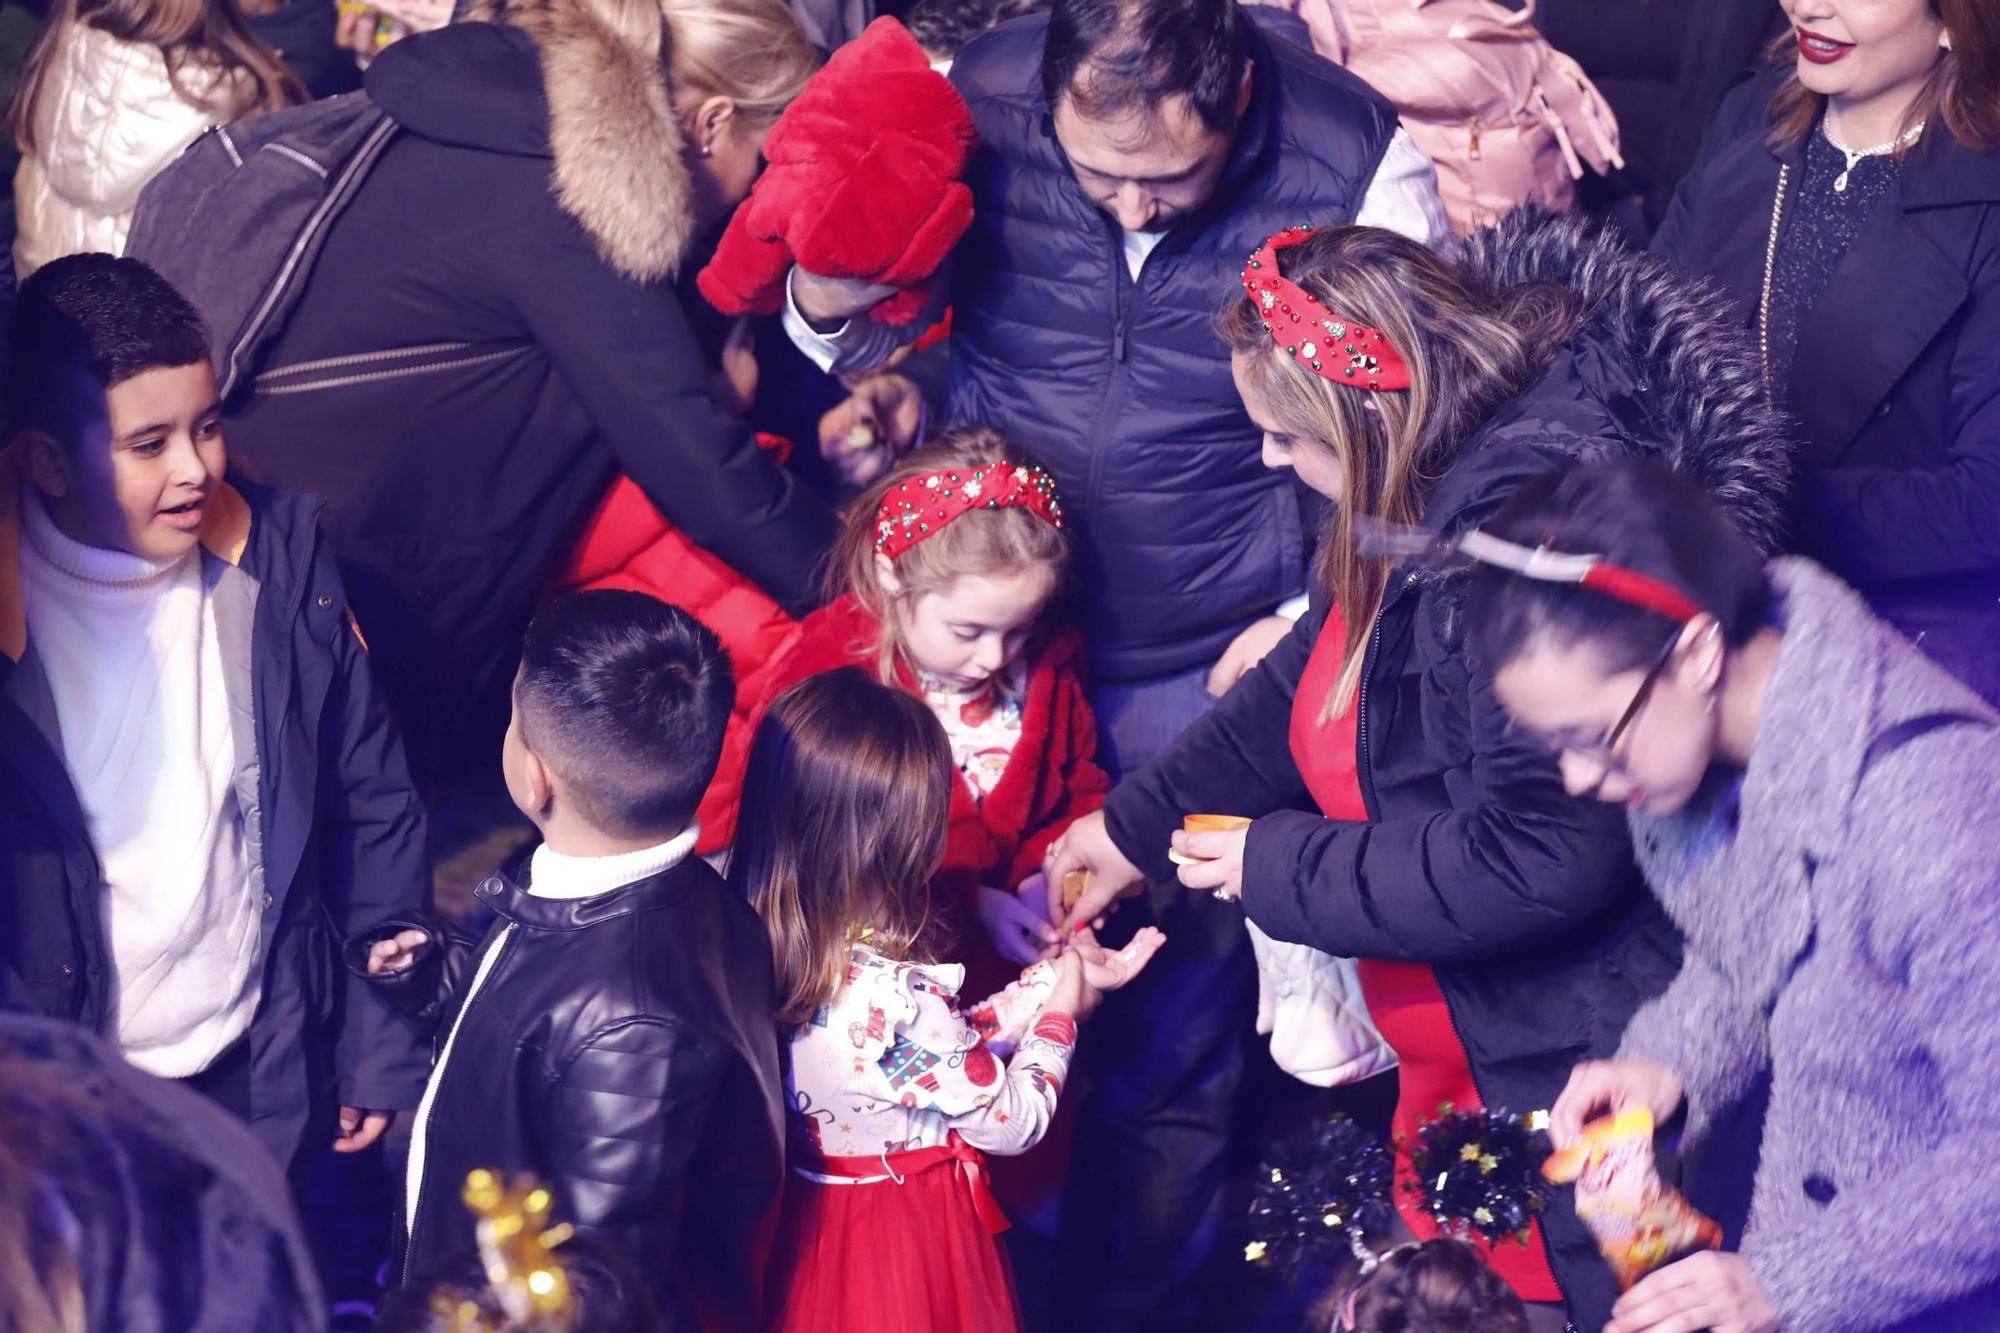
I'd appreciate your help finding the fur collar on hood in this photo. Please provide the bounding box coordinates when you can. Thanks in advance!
[462,0,695,281]
[1458,209,1796,554]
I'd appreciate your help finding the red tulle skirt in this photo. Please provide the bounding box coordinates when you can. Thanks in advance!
[765,1136,1021,1333]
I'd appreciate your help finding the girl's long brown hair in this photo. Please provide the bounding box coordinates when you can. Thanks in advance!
[1767,0,2000,155]
[0,1044,102,1333]
[729,668,954,1025]
[12,0,303,155]
[1218,226,1579,718]
[832,427,1071,687]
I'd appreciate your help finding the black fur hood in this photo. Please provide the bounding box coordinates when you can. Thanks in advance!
[1441,208,1797,554]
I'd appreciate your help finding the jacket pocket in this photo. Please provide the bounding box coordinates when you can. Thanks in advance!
[305,905,341,1027]
[253,341,534,396]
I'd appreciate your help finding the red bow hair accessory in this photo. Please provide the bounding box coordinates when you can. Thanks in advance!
[875,463,1064,560]
[1241,226,1411,392]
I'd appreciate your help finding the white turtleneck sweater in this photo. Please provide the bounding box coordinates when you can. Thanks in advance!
[19,494,260,1078]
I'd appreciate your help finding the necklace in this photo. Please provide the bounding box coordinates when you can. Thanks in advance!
[1823,114,1924,192]
[1757,163,1789,401]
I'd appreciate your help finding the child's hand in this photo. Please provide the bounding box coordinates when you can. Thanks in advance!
[1069,926,1165,993]
[366,929,430,975]
[335,1107,394,1154]
[980,884,1059,966]
[1550,1059,1686,1148]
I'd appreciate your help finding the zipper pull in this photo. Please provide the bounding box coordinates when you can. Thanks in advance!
[1114,316,1129,363]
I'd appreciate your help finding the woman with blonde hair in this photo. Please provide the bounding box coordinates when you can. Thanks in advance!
[11,0,300,274]
[1046,212,1792,1331]
[212,0,836,788]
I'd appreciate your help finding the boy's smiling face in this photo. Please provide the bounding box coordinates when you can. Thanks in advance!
[24,360,227,561]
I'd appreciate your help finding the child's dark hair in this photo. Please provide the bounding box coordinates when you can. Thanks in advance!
[1329,1240,1531,1333]
[908,0,1047,59]
[1466,459,1770,677]
[514,590,734,840]
[377,1238,659,1332]
[729,667,951,1025]
[6,253,210,446]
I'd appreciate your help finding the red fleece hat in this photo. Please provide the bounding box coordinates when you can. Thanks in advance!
[696,17,976,326]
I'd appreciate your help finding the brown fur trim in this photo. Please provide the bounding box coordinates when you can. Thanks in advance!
[465,0,695,281]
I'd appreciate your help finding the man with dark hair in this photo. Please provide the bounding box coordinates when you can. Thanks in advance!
[355,589,787,1331]
[0,252,429,1185]
[786,0,1447,1321]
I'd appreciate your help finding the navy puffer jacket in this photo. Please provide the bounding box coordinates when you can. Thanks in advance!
[946,13,1399,680]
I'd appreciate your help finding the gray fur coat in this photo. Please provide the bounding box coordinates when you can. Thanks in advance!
[1619,558,2000,1332]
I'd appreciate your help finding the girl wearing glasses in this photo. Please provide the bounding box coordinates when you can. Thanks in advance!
[1471,456,2000,1333]
[1044,214,1792,1330]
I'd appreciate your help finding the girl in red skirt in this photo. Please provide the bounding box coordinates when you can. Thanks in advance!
[731,668,1162,1333]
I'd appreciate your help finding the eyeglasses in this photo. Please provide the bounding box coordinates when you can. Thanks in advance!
[1523,636,1679,777]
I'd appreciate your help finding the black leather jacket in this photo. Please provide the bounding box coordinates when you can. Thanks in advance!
[351,852,785,1331]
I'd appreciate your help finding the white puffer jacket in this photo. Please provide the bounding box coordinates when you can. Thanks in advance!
[14,26,240,277]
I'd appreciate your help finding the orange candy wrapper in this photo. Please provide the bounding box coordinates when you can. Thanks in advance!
[1541,1109,1722,1288]
[1167,813,1252,867]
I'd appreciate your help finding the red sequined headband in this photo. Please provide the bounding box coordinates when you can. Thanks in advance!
[1241,225,1411,392]
[875,462,1064,560]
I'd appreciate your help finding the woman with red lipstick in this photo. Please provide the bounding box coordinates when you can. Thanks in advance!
[1653,0,2000,704]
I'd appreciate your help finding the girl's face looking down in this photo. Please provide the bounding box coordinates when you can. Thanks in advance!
[878,558,1056,691]
[1492,620,1727,816]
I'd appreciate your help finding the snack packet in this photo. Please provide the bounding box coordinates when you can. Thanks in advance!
[1541,1109,1722,1288]
[1167,813,1252,867]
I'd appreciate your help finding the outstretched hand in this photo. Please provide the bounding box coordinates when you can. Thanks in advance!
[1069,926,1166,992]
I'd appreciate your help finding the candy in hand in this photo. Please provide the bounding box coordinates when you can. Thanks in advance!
[1168,813,1251,867]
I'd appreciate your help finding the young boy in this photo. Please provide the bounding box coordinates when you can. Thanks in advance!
[0,254,431,1179]
[358,589,787,1331]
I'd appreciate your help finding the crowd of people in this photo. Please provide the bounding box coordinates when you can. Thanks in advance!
[0,0,1996,1328]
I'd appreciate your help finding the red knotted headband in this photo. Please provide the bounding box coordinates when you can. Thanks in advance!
[1241,225,1411,392]
[875,462,1064,560]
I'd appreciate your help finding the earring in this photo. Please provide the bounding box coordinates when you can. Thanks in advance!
[1942,31,1953,50]
[700,142,713,157]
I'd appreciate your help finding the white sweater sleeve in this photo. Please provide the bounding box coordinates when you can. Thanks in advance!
[1354,128,1453,249]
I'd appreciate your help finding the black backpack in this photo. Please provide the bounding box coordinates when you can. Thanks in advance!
[126,93,398,403]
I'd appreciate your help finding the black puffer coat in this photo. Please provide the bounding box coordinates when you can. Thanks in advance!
[1102,212,1793,1327]
[353,851,785,1332]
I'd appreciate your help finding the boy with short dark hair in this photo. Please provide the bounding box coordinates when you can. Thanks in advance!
[0,253,431,1178]
[358,589,786,1332]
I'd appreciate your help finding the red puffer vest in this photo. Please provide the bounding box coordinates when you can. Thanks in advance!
[555,444,803,855]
